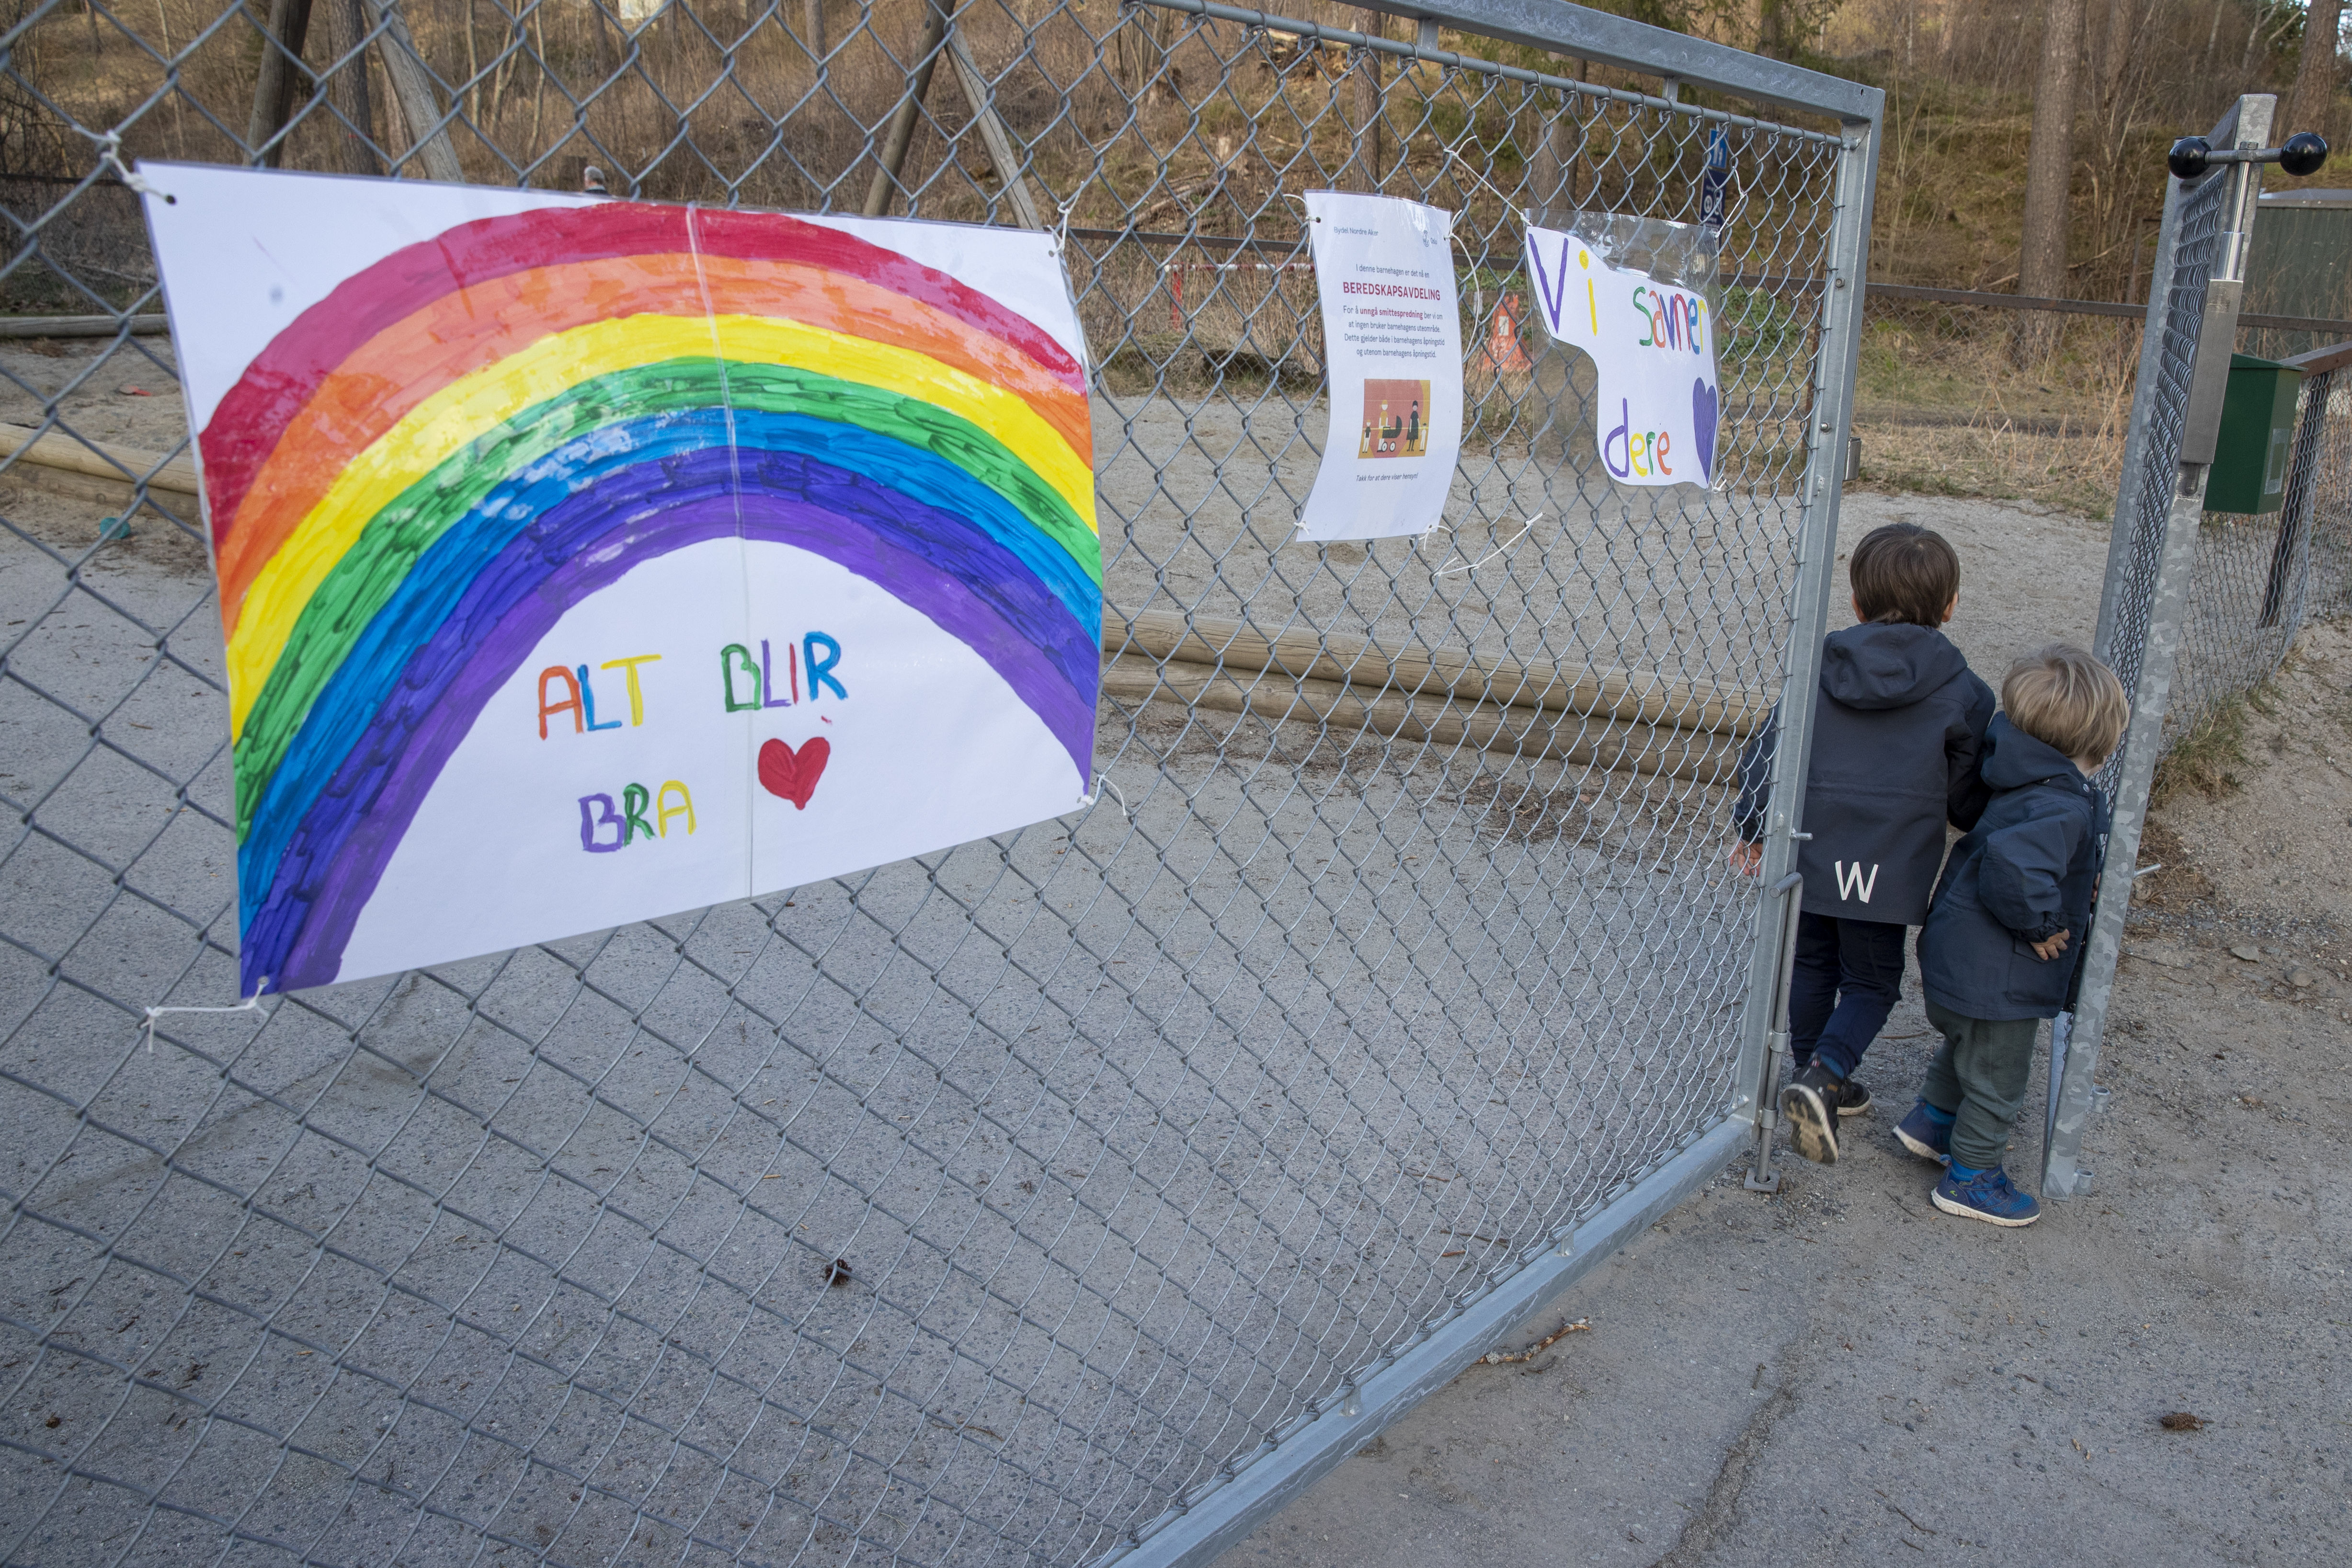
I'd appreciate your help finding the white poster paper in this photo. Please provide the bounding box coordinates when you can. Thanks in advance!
[1522,220,1721,488]
[141,163,1098,995]
[1297,192,1464,541]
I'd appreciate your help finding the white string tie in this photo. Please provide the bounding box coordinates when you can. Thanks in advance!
[90,131,173,203]
[144,979,270,1054]
[1431,513,1541,581]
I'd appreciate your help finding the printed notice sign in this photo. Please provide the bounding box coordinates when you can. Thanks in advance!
[1522,220,1720,487]
[1297,192,1464,541]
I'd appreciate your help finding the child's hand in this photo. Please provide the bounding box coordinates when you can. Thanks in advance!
[2030,929,2070,961]
[1728,842,1763,878]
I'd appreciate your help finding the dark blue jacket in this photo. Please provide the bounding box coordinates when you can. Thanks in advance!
[1918,715,2110,1021]
[1734,622,1995,925]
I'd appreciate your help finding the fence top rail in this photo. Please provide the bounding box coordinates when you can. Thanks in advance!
[1137,0,1859,139]
[2282,338,2352,374]
[1350,0,1884,124]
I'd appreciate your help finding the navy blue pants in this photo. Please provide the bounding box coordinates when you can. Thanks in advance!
[1788,911,1907,1081]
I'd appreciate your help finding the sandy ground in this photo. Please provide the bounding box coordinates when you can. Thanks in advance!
[0,335,187,452]
[4,325,2338,1564]
[1236,561,2352,1566]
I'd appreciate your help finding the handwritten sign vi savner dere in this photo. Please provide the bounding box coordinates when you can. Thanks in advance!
[143,165,1098,995]
[1522,222,1720,488]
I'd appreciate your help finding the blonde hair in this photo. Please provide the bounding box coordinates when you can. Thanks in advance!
[2003,645,2129,765]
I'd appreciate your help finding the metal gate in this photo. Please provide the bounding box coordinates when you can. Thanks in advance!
[0,5,1878,1563]
[2048,93,2348,1200]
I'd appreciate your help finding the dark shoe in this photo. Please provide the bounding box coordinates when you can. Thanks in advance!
[1932,1166,2041,1227]
[1834,1077,1873,1117]
[1780,1061,1841,1165]
[1894,1100,1952,1164]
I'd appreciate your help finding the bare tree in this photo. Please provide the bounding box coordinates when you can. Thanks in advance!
[2094,0,2137,122]
[2015,0,2086,361]
[2287,0,2346,144]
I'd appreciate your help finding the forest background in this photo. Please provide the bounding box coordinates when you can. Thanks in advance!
[2,0,2347,513]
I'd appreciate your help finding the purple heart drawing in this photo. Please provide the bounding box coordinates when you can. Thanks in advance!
[1691,378,1719,483]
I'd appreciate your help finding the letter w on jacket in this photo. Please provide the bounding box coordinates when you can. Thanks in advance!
[1734,621,1995,925]
[1833,860,1881,903]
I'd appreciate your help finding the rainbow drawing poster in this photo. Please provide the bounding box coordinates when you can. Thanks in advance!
[141,165,1098,996]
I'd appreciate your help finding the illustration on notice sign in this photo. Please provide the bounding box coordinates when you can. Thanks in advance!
[141,165,1098,996]
[1359,378,1433,458]
[1522,220,1721,487]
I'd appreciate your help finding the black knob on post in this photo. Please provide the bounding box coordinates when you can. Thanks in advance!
[2279,132,2329,178]
[2168,137,2212,180]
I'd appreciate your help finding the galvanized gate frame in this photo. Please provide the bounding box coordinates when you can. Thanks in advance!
[2045,94,2273,1202]
[1104,7,1882,1563]
[0,5,1884,1565]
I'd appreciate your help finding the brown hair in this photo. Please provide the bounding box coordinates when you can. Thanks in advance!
[2003,645,2129,765]
[1849,523,1961,627]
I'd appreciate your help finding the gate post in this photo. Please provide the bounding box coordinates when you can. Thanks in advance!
[2045,94,2275,1200]
[1731,110,1882,1179]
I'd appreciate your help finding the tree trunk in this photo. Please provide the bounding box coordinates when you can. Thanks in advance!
[2015,0,2085,364]
[323,0,381,176]
[2096,0,2135,124]
[863,0,950,217]
[1353,11,1384,193]
[245,0,314,167]
[370,0,463,183]
[2287,0,2345,144]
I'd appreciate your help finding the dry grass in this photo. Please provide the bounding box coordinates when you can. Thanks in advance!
[1849,303,2140,516]
[2150,693,2251,806]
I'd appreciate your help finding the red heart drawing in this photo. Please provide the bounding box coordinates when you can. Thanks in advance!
[757,736,830,810]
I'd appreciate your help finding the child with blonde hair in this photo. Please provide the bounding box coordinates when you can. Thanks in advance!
[1897,644,2130,1227]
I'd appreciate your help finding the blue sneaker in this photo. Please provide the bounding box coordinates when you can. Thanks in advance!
[1894,1101,1952,1165]
[1932,1165,2041,1227]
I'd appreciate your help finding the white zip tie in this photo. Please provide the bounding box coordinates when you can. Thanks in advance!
[1053,193,1078,257]
[1431,514,1541,580]
[144,978,270,1054]
[90,131,173,204]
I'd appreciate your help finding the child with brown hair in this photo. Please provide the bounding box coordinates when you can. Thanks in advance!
[1896,644,2130,1227]
[1733,522,1996,1165]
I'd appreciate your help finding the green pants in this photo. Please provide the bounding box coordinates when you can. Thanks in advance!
[1921,999,2043,1173]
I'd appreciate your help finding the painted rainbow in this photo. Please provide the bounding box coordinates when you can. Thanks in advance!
[193,199,1097,996]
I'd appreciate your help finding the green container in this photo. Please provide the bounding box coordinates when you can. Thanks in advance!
[2205,353,2302,516]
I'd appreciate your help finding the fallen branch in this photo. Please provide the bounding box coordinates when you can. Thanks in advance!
[1478,1318,1589,1364]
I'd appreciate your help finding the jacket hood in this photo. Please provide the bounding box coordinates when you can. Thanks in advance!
[1817,622,1968,710]
[1980,713,2085,790]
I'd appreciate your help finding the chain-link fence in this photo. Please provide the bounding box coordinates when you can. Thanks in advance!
[2167,342,2352,741]
[0,4,1879,1563]
[2090,144,2238,779]
[2290,352,2352,624]
[2039,93,2352,1200]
